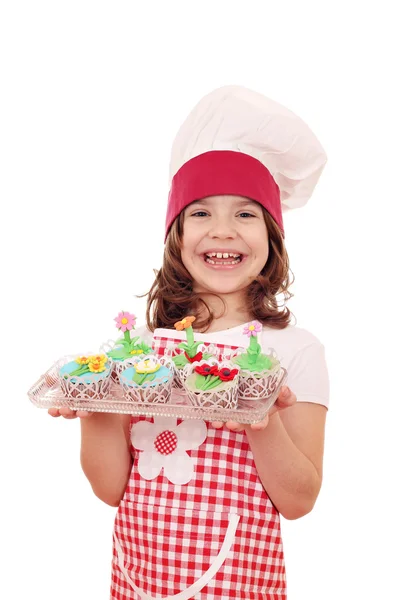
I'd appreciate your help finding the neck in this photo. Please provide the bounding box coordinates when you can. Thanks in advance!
[195,290,252,333]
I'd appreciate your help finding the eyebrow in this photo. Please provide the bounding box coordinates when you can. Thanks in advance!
[189,198,260,208]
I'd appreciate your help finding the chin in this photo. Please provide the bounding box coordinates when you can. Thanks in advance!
[196,276,250,296]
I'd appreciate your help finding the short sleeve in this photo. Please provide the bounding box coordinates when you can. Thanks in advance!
[285,342,330,408]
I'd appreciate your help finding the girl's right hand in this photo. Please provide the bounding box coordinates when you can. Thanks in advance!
[48,407,94,419]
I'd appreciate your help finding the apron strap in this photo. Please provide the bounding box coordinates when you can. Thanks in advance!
[113,512,240,600]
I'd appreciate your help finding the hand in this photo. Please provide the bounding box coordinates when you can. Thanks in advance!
[48,407,94,419]
[211,385,297,433]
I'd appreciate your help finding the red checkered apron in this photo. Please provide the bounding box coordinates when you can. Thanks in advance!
[111,332,286,599]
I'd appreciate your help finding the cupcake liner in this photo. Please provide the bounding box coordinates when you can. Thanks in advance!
[119,355,174,404]
[232,348,282,401]
[181,358,239,409]
[100,339,151,384]
[59,356,112,400]
[165,343,218,389]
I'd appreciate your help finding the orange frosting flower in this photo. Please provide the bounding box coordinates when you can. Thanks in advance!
[174,316,196,331]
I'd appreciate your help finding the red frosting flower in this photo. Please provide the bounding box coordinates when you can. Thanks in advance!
[217,367,239,382]
[195,364,219,377]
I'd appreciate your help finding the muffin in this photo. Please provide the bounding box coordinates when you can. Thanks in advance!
[59,354,112,400]
[232,321,281,401]
[182,359,239,409]
[171,316,214,387]
[105,311,153,383]
[119,355,174,404]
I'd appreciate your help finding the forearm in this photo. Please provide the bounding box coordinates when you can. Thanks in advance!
[245,413,322,520]
[80,413,132,507]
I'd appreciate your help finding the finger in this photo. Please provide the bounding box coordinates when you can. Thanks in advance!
[225,421,245,432]
[75,410,92,418]
[58,407,78,419]
[48,408,61,417]
[250,414,269,430]
[211,421,224,429]
[276,386,297,408]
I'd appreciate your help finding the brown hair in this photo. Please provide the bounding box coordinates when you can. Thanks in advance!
[145,208,294,332]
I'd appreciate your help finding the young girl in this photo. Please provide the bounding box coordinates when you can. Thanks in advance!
[49,85,329,599]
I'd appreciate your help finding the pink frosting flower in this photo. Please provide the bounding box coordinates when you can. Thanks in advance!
[114,311,136,332]
[243,321,262,337]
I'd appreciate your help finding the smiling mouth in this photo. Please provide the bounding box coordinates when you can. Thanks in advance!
[203,252,243,265]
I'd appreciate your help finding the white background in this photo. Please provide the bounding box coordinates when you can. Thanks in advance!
[1,1,399,598]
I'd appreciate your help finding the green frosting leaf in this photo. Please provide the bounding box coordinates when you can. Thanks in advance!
[133,371,156,385]
[195,374,222,391]
[172,354,189,368]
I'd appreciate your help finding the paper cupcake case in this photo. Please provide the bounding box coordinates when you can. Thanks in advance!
[180,358,239,410]
[119,355,174,404]
[28,355,287,424]
[230,347,282,401]
[164,343,218,389]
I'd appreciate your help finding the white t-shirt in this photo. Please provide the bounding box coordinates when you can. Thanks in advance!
[135,322,330,409]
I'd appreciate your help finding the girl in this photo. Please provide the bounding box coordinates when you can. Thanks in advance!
[49,85,329,599]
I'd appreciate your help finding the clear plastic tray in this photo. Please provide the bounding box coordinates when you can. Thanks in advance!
[28,357,287,424]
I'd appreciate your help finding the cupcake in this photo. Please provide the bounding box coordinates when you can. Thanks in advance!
[119,355,174,404]
[59,354,112,400]
[182,358,239,409]
[105,311,153,383]
[171,316,214,387]
[232,321,281,401]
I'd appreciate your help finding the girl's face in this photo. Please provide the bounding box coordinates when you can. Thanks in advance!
[181,195,269,296]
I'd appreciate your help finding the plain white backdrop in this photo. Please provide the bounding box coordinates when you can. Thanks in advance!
[1,1,399,598]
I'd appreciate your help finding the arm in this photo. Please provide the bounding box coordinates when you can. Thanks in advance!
[80,413,133,507]
[245,401,327,520]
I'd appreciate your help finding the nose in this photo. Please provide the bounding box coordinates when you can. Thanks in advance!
[208,217,237,240]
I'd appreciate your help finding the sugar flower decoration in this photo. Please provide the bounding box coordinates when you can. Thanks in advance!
[114,311,137,332]
[88,361,106,373]
[134,357,161,374]
[69,354,109,377]
[243,321,262,337]
[172,315,214,368]
[174,316,196,331]
[75,356,90,365]
[131,416,207,485]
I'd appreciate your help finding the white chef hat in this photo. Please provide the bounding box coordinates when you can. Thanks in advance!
[165,85,327,239]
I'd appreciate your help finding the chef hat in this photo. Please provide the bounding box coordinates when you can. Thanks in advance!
[165,85,327,240]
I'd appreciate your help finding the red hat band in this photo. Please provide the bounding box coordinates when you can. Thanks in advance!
[165,150,283,241]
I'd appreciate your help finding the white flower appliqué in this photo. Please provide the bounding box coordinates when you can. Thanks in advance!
[131,416,208,485]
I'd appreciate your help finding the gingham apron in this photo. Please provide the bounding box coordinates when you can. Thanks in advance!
[111,332,286,599]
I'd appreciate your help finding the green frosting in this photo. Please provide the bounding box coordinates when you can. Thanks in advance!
[233,352,273,372]
[107,334,152,361]
[232,329,276,373]
[132,371,157,385]
[195,373,223,391]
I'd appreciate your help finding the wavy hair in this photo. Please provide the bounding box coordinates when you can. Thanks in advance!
[146,208,295,332]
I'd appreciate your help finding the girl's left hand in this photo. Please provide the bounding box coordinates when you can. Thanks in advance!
[211,385,297,432]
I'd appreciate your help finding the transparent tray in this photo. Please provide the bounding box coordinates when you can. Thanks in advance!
[28,357,287,424]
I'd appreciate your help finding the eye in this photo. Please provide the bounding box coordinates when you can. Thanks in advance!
[191,211,209,217]
[238,212,255,218]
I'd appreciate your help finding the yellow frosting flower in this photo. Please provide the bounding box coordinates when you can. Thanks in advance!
[88,361,106,373]
[134,358,161,374]
[76,356,90,365]
[130,349,143,355]
[88,354,107,365]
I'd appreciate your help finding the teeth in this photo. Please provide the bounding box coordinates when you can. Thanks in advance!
[205,256,241,265]
[206,252,241,259]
